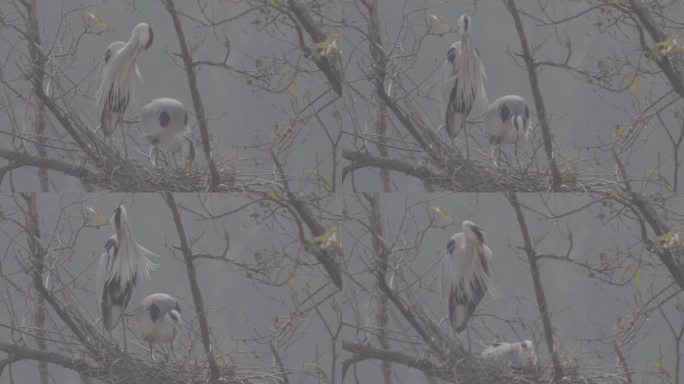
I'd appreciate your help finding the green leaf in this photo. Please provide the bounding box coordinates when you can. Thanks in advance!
[309,226,340,251]
[634,265,641,287]
[86,206,107,224]
[289,78,297,96]
[306,168,333,192]
[309,363,333,384]
[87,13,108,31]
[267,0,278,6]
[609,191,621,201]
[309,33,341,59]
[276,71,294,91]
[431,206,454,224]
[430,14,450,33]
[653,362,676,384]
[267,191,279,201]
[647,169,674,192]
[632,75,639,96]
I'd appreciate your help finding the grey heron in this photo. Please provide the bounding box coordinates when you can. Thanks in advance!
[141,98,195,168]
[482,340,537,366]
[135,293,182,361]
[95,22,153,139]
[97,205,158,351]
[441,220,493,333]
[444,15,488,158]
[484,95,531,167]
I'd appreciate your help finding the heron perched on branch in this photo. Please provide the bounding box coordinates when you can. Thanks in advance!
[135,293,182,361]
[141,98,195,168]
[97,205,158,350]
[443,15,488,158]
[484,95,531,167]
[95,23,153,139]
[482,340,537,366]
[441,220,493,333]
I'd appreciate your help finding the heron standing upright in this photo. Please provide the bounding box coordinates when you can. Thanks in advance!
[441,220,493,333]
[135,293,182,361]
[484,95,532,167]
[141,98,195,168]
[97,205,158,351]
[444,15,488,159]
[95,22,154,151]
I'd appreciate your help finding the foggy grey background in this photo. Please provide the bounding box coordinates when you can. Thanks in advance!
[1,193,682,383]
[0,0,682,191]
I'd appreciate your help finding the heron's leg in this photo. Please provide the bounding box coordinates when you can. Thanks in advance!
[122,316,128,352]
[170,341,177,360]
[464,124,471,161]
[149,342,155,361]
[514,141,522,168]
[154,147,160,168]
[121,126,129,159]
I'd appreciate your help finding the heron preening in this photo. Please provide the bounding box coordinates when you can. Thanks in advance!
[441,220,493,333]
[141,98,195,168]
[484,95,531,167]
[482,340,537,366]
[97,205,158,350]
[135,293,182,361]
[443,15,488,159]
[95,22,153,144]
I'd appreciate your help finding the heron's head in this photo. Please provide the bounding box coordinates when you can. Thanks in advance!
[519,340,537,365]
[131,23,153,58]
[462,221,484,245]
[456,15,470,35]
[110,205,128,244]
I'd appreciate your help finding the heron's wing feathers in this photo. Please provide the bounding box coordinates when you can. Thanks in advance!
[448,271,486,333]
[445,78,466,138]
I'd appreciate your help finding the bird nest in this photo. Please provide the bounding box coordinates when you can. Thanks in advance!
[83,149,271,192]
[82,350,273,384]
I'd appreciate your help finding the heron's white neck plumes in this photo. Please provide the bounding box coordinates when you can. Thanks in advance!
[107,206,158,284]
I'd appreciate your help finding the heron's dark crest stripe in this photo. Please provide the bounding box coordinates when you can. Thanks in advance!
[159,110,170,128]
[471,225,484,244]
[149,303,160,322]
[145,25,154,50]
[113,206,122,230]
[446,239,456,255]
[447,46,456,64]
[104,48,113,64]
[499,104,510,123]
[463,16,470,31]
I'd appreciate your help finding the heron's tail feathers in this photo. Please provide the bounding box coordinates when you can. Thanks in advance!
[135,242,159,280]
